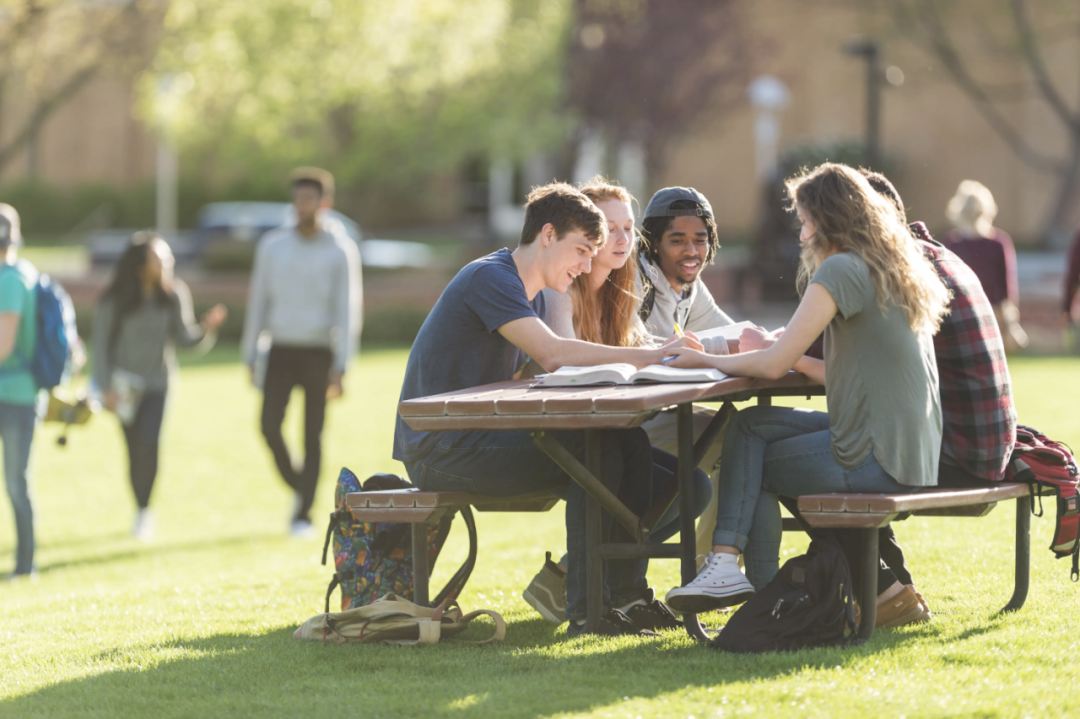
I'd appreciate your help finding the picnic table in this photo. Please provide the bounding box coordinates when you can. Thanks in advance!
[398,372,823,640]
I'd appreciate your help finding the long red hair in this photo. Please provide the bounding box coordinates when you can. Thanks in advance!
[572,177,645,347]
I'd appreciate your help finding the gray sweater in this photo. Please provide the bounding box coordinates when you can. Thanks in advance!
[241,225,362,375]
[92,280,212,392]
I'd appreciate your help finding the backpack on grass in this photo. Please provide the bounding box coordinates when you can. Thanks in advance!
[711,539,859,654]
[1006,425,1080,581]
[321,468,477,612]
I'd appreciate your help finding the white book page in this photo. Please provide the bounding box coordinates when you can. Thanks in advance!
[692,321,756,342]
[536,363,637,386]
[630,365,727,383]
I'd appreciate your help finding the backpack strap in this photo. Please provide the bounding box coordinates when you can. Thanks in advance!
[321,509,355,566]
[433,505,478,608]
[324,569,355,614]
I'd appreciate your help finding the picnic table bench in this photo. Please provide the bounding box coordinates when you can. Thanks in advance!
[368,374,1034,641]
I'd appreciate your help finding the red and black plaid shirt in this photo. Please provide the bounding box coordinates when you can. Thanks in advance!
[912,222,1017,481]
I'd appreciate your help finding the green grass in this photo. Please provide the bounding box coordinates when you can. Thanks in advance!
[1,351,1079,718]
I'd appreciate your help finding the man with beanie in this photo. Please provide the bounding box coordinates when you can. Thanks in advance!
[0,204,41,578]
[241,168,362,538]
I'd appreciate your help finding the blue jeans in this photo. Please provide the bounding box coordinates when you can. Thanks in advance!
[713,405,918,589]
[406,426,653,621]
[0,401,37,575]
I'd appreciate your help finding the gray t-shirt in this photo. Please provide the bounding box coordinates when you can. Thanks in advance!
[393,249,544,463]
[811,253,942,487]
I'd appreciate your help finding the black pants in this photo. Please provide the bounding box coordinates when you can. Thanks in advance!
[784,462,993,593]
[124,391,167,510]
[260,345,332,523]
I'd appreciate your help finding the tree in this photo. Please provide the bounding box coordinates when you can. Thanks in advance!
[879,0,1080,246]
[565,0,753,179]
[142,0,574,222]
[0,0,162,177]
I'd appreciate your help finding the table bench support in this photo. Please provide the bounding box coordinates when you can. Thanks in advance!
[585,430,604,634]
[857,527,878,640]
[412,522,431,606]
[1003,494,1031,612]
[678,403,710,641]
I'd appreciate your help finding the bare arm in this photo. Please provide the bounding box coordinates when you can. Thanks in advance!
[664,283,838,380]
[498,316,671,372]
[0,313,18,363]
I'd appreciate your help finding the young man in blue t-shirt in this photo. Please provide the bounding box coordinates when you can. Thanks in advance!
[394,182,680,636]
[0,204,39,579]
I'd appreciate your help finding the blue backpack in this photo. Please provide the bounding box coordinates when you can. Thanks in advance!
[2,266,77,389]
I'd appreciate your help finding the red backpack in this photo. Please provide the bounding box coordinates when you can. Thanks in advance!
[1006,425,1079,581]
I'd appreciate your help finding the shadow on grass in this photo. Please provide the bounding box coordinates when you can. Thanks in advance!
[0,616,940,719]
[35,533,284,574]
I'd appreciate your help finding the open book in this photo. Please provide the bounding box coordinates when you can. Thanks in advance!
[537,363,727,387]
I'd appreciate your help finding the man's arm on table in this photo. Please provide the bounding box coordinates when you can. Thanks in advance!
[499,316,669,372]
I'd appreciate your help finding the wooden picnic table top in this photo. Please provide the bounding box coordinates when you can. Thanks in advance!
[399,372,822,431]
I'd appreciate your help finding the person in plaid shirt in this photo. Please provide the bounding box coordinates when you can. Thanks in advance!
[743,171,1017,626]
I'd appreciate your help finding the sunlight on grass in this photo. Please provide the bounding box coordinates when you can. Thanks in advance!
[1,349,1079,718]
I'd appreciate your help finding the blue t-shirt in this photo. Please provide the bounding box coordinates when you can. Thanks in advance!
[393,249,545,463]
[0,260,38,405]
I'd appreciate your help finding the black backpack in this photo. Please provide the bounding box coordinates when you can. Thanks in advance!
[711,539,859,653]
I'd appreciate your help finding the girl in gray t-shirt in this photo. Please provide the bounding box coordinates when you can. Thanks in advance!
[663,163,951,617]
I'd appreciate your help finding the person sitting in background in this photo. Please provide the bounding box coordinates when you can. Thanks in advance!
[663,163,950,616]
[944,180,1028,352]
[92,232,227,541]
[522,177,712,631]
[0,204,41,578]
[241,167,362,539]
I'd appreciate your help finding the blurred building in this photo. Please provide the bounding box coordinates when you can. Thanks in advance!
[2,0,1078,244]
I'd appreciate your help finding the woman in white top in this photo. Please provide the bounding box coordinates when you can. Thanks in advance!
[663,163,950,616]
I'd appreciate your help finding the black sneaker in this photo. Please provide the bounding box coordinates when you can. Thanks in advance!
[566,609,660,638]
[622,595,683,632]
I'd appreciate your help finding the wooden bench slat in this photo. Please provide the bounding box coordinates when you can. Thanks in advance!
[346,489,560,511]
[796,483,1029,515]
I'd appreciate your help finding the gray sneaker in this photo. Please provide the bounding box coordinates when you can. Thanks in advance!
[523,552,567,624]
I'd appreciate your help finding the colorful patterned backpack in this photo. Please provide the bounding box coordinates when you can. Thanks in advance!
[321,468,477,612]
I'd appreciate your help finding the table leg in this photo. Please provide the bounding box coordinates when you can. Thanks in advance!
[585,429,604,634]
[677,402,709,642]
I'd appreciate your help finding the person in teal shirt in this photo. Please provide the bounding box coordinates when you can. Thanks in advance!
[0,203,39,578]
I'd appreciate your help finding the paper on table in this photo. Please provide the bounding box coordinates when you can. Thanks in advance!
[694,321,784,342]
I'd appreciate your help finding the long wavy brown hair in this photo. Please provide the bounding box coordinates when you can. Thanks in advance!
[787,163,950,332]
[572,176,646,347]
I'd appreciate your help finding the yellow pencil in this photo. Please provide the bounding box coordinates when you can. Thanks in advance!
[673,322,684,338]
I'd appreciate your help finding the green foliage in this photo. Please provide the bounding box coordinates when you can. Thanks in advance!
[1,353,1080,717]
[141,0,575,218]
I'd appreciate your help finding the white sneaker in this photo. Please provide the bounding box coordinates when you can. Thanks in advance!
[665,552,754,613]
[290,519,315,540]
[132,509,155,542]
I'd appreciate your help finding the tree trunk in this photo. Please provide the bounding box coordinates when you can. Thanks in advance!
[1041,134,1080,249]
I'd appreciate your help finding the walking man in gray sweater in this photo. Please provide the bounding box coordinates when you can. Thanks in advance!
[241,168,362,537]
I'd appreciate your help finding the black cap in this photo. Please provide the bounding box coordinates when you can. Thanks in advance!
[643,187,713,220]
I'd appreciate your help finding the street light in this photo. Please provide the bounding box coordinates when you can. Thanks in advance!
[843,37,881,169]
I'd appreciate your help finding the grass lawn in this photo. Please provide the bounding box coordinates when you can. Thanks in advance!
[1,349,1079,718]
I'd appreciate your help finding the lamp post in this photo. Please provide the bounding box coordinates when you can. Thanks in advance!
[843,38,882,169]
